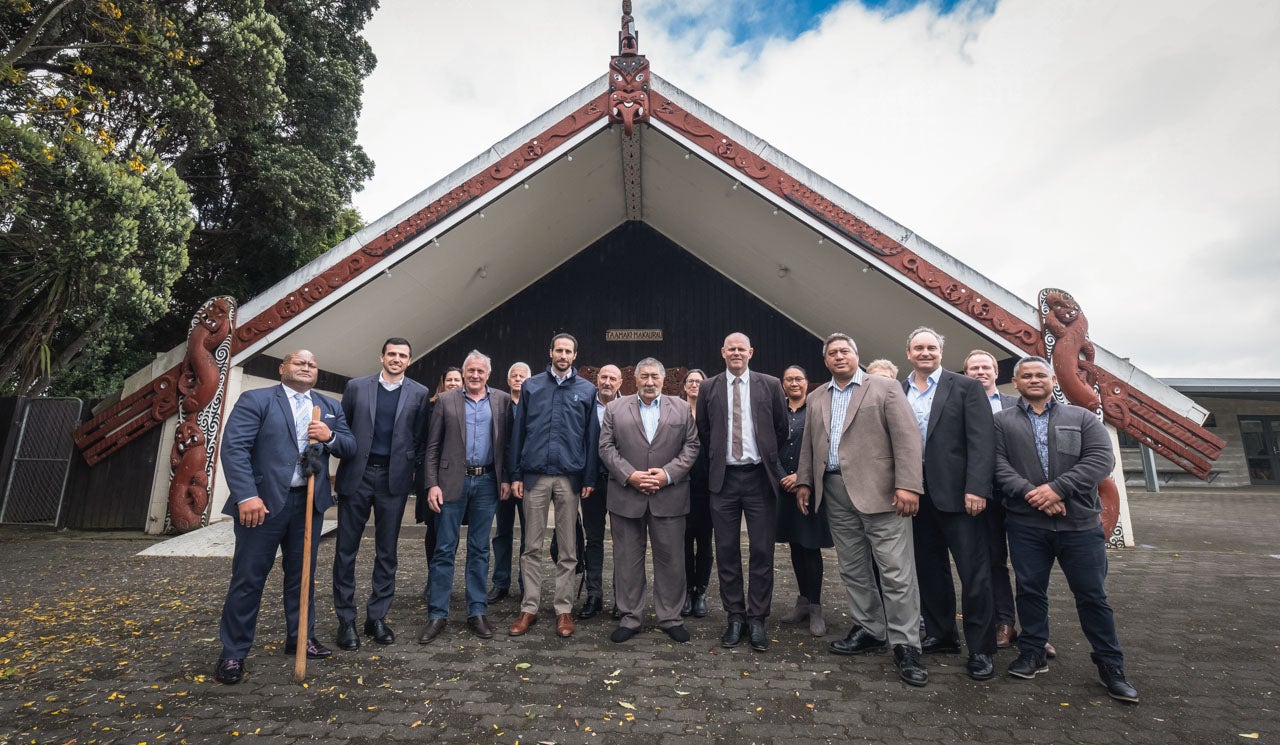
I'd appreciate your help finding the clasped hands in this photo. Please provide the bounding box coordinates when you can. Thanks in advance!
[1024,483,1066,516]
[627,468,668,495]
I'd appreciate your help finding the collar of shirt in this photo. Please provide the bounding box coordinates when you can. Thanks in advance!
[726,369,750,387]
[282,383,310,402]
[551,367,574,385]
[828,369,865,392]
[1017,397,1056,415]
[909,367,942,390]
[378,373,404,391]
[465,386,492,402]
[638,395,661,411]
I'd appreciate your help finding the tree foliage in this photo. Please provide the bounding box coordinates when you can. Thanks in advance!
[1,0,376,396]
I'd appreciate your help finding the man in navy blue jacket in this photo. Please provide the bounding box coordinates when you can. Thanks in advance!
[506,333,599,639]
[215,350,356,684]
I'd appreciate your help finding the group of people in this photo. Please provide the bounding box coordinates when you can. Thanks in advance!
[211,328,1138,703]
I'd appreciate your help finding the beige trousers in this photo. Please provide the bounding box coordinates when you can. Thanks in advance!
[518,475,580,615]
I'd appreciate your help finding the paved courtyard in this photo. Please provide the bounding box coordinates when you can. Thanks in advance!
[1,488,1276,744]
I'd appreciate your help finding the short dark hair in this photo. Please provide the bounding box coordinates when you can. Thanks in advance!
[382,337,412,355]
[822,333,858,356]
[783,365,808,379]
[1013,355,1052,376]
[550,333,578,352]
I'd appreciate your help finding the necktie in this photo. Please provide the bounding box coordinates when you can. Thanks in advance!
[293,393,310,452]
[731,377,743,461]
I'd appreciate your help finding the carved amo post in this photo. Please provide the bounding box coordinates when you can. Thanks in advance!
[1037,289,1129,546]
[167,297,237,533]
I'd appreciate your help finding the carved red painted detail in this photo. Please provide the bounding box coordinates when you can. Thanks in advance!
[609,3,649,137]
[1038,289,1224,480]
[652,89,1221,476]
[72,98,611,463]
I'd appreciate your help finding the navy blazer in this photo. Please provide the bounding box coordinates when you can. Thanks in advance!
[221,385,356,518]
[334,374,432,497]
[903,369,995,511]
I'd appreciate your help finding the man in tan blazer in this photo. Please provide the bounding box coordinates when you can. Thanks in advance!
[795,333,928,687]
[598,358,700,644]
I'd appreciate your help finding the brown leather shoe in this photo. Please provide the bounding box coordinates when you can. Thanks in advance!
[1044,641,1057,659]
[995,624,1017,649]
[416,618,447,645]
[556,612,575,638]
[508,612,538,636]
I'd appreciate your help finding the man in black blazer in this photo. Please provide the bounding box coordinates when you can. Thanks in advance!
[696,332,788,651]
[994,356,1137,703]
[420,350,513,642]
[902,328,997,681]
[215,350,356,684]
[332,338,432,650]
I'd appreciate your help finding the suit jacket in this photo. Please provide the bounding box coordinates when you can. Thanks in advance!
[695,370,788,496]
[334,374,432,497]
[598,394,700,518]
[902,369,995,511]
[994,400,1114,532]
[422,386,513,508]
[997,392,1019,411]
[220,385,356,518]
[795,375,923,514]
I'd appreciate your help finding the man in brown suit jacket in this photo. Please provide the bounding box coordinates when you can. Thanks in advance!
[420,350,513,643]
[598,358,700,644]
[795,333,929,687]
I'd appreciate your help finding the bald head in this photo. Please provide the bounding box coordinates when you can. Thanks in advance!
[596,364,622,403]
[721,332,754,376]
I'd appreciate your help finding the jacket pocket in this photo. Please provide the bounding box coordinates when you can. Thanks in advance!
[1055,426,1082,456]
[440,458,450,470]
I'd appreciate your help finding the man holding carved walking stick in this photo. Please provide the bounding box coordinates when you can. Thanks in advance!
[214,350,355,685]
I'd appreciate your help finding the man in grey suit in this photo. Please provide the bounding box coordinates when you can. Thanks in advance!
[332,338,432,650]
[420,350,513,642]
[994,356,1137,703]
[598,358,700,644]
[794,334,928,687]
[696,332,788,651]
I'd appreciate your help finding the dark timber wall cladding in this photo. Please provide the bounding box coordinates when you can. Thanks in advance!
[408,221,825,389]
[62,405,160,530]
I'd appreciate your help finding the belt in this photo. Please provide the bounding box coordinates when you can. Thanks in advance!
[825,468,841,475]
[367,454,391,467]
[464,464,495,477]
[725,462,762,471]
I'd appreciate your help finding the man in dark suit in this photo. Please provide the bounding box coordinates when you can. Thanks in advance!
[598,358,699,644]
[902,327,997,681]
[331,338,431,650]
[419,350,513,643]
[696,332,788,651]
[214,350,355,684]
[794,333,928,686]
[994,356,1137,703]
[964,348,1055,659]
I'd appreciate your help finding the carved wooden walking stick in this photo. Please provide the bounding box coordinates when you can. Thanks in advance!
[293,405,321,684]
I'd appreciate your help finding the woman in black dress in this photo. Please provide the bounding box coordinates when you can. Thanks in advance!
[777,365,834,635]
[681,369,714,617]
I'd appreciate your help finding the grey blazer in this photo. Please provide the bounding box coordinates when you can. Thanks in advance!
[598,394,700,519]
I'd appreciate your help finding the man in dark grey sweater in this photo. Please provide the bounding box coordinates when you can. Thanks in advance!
[993,356,1138,703]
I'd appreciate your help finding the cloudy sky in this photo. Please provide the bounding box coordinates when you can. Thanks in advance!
[352,0,1279,378]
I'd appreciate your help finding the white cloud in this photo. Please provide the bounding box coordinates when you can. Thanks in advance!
[354,0,1279,377]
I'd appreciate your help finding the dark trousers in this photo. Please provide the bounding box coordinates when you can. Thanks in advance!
[983,499,1016,626]
[580,478,610,600]
[332,465,408,623]
[685,489,714,590]
[710,464,777,622]
[220,486,321,658]
[490,494,525,592]
[913,491,995,654]
[789,543,824,604]
[1007,522,1124,667]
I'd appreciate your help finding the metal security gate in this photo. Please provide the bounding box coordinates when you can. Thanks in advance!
[0,398,84,526]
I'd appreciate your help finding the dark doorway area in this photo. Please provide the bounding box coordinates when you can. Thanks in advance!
[1239,415,1280,484]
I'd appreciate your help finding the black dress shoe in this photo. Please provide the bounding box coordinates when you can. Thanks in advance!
[417,618,447,644]
[284,638,332,659]
[967,652,995,681]
[893,644,929,687]
[577,596,603,620]
[920,635,962,654]
[664,624,691,643]
[1098,663,1139,703]
[467,615,494,639]
[691,588,709,618]
[1007,649,1048,679]
[335,620,360,651]
[680,591,694,617]
[365,618,395,645]
[611,626,640,643]
[748,620,769,652]
[214,657,245,684]
[611,606,623,620]
[487,586,509,603]
[829,627,887,656]
[721,621,744,647]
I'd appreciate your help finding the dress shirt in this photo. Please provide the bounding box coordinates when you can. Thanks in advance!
[987,390,1003,414]
[596,397,609,427]
[906,368,941,448]
[725,370,761,465]
[826,370,864,471]
[1019,398,1056,479]
[286,385,310,487]
[378,373,405,392]
[553,370,571,386]
[637,395,673,484]
[464,388,494,467]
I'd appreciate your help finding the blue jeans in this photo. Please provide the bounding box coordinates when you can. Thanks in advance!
[428,473,499,619]
[1006,522,1124,667]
